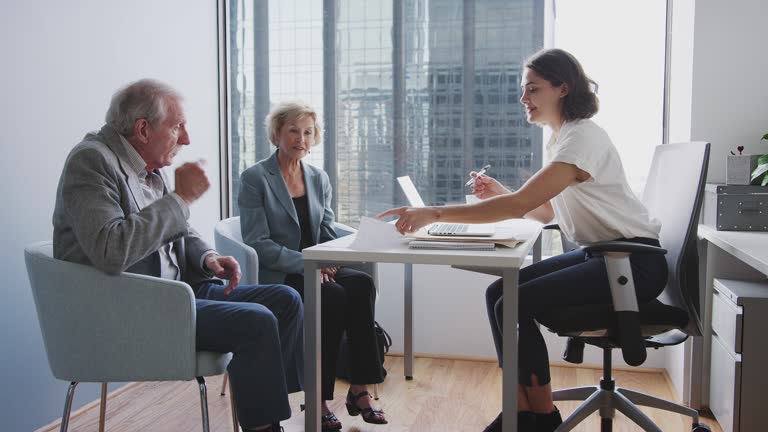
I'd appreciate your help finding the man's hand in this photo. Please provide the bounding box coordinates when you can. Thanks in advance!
[175,161,210,204]
[470,172,511,199]
[320,267,339,284]
[204,254,242,296]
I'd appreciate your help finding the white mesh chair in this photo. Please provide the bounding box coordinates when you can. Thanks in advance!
[537,142,712,432]
[24,241,236,432]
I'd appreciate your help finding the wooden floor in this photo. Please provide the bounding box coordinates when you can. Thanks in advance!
[48,356,721,432]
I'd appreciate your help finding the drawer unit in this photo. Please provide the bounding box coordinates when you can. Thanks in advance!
[712,280,744,353]
[710,333,742,432]
[709,278,768,432]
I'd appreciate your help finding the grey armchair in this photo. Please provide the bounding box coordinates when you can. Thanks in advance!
[24,241,236,432]
[537,142,712,431]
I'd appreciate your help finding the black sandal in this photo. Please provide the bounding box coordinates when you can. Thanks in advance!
[345,390,388,424]
[321,412,342,432]
[299,403,342,431]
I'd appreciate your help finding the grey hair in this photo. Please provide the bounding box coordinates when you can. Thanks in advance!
[105,79,183,136]
[265,101,323,147]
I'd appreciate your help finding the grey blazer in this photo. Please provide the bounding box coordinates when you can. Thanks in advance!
[238,151,337,284]
[52,124,215,288]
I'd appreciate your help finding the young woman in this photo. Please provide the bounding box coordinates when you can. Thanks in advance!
[378,48,667,432]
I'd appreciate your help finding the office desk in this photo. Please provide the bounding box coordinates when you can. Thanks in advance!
[302,219,543,432]
[691,225,768,410]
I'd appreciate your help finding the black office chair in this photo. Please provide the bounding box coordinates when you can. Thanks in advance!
[536,142,712,432]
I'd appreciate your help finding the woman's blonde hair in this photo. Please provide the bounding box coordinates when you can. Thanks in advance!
[265,101,323,147]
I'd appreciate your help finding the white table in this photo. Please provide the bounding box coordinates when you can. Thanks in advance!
[302,219,543,432]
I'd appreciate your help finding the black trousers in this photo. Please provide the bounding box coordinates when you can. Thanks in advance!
[285,267,384,400]
[485,238,668,386]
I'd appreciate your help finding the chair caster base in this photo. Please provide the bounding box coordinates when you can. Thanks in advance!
[405,376,413,381]
[692,423,711,432]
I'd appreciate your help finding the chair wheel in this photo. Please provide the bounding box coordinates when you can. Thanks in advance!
[692,423,711,432]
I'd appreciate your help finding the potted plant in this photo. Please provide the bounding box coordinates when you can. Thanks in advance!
[751,133,768,186]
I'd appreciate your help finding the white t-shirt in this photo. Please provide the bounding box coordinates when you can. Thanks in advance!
[547,119,661,245]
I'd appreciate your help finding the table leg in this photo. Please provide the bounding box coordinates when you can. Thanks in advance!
[404,263,414,380]
[502,267,519,432]
[304,261,322,432]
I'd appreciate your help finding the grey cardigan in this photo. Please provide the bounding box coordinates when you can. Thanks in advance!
[52,124,215,288]
[238,151,337,284]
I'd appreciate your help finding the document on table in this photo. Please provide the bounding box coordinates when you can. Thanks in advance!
[348,216,411,250]
[410,229,525,247]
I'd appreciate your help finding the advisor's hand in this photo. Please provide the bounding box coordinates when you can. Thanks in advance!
[377,206,439,235]
[471,172,510,199]
[204,254,242,296]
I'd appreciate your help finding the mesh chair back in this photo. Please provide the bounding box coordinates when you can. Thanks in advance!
[641,142,710,336]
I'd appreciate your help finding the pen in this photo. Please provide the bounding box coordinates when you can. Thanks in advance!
[465,164,491,187]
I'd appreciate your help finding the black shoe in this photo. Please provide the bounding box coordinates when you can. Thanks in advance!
[482,411,536,432]
[535,408,562,432]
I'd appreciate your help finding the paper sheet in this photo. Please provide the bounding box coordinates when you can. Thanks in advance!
[348,216,410,250]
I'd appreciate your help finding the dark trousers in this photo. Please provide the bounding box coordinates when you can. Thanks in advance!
[195,282,304,428]
[485,239,668,386]
[284,267,384,400]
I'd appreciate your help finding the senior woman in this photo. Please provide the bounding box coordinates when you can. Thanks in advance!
[238,101,387,432]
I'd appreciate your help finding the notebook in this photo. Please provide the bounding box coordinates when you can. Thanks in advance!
[408,240,496,250]
[396,176,496,237]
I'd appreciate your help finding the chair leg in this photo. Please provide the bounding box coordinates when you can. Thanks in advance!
[221,373,229,396]
[228,377,239,432]
[552,385,598,401]
[556,390,605,432]
[617,387,700,421]
[99,382,108,432]
[59,382,78,432]
[612,391,662,432]
[196,377,211,432]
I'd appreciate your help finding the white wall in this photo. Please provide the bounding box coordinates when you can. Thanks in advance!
[0,1,221,429]
[689,0,768,183]
[663,0,768,402]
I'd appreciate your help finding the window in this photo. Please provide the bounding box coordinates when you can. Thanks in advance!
[226,0,544,224]
[553,0,667,194]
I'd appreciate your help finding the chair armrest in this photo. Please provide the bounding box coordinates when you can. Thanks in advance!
[542,224,580,252]
[333,222,357,237]
[584,241,667,255]
[215,229,260,285]
[27,254,199,382]
[597,249,662,367]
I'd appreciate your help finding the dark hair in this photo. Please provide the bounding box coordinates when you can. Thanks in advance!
[525,48,599,121]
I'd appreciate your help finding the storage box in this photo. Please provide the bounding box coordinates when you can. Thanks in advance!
[703,184,768,231]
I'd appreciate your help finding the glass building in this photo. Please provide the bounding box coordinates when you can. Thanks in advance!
[228,0,544,225]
